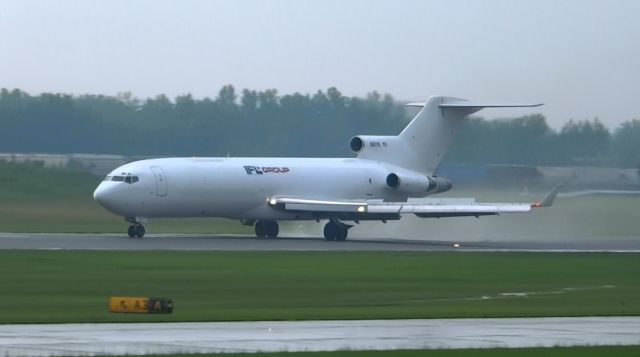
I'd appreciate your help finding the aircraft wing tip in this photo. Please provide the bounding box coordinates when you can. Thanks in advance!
[534,183,565,208]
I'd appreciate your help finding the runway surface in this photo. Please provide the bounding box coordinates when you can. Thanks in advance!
[0,233,639,252]
[1,317,639,356]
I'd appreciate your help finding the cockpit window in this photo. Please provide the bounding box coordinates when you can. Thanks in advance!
[106,173,139,184]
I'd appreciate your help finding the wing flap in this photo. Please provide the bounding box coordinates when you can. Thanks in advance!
[368,203,531,214]
[270,184,561,218]
[273,198,533,217]
[285,203,362,213]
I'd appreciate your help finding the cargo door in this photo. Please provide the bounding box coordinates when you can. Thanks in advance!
[150,166,167,196]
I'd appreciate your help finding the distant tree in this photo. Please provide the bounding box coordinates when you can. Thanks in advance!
[240,89,258,112]
[557,118,611,164]
[175,94,196,120]
[311,90,329,111]
[613,119,640,168]
[444,114,553,165]
[116,91,140,107]
[0,86,632,167]
[257,89,278,111]
[326,87,344,108]
[216,85,237,107]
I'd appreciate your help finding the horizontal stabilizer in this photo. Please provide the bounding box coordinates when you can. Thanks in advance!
[406,102,543,108]
[440,102,543,108]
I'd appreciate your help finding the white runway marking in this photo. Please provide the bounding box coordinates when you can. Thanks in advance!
[399,285,616,304]
[0,317,639,356]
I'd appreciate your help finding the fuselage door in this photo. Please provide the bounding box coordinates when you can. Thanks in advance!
[150,166,167,197]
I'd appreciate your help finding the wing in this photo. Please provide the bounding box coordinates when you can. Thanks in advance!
[268,184,562,221]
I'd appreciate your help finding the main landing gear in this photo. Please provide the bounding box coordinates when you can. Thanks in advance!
[251,219,352,241]
[323,220,351,241]
[254,220,279,239]
[126,218,146,238]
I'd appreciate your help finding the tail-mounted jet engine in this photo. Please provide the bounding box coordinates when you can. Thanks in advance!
[349,135,397,153]
[385,172,452,195]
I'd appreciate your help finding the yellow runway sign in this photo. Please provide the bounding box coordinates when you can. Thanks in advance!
[109,296,173,314]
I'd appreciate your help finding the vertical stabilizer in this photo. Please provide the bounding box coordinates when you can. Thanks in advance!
[354,96,542,175]
[399,96,470,174]
[397,96,542,175]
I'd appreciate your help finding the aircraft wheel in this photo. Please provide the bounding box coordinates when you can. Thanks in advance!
[323,222,337,241]
[255,221,267,238]
[265,221,279,239]
[335,225,348,241]
[135,225,146,238]
[127,225,136,238]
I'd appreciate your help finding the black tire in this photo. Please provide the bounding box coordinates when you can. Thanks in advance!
[255,221,267,238]
[266,221,279,239]
[135,225,146,238]
[127,225,136,238]
[335,225,348,241]
[323,223,336,241]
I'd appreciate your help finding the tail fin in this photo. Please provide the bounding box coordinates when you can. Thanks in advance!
[399,96,542,174]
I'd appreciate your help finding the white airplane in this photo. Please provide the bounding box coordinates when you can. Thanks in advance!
[93,95,560,240]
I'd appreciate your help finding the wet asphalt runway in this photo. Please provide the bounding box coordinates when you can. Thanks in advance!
[1,317,639,356]
[0,233,639,251]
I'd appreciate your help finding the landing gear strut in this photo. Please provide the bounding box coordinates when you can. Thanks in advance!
[323,220,350,241]
[255,220,279,239]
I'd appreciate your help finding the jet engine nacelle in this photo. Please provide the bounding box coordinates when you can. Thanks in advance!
[349,135,396,153]
[385,172,452,195]
[428,176,453,194]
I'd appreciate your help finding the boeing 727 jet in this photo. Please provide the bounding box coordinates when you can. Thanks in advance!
[93,95,559,240]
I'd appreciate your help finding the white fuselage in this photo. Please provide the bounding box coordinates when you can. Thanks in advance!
[93,157,416,221]
[92,96,544,239]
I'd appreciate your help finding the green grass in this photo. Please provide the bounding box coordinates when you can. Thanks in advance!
[0,250,638,324]
[135,346,640,357]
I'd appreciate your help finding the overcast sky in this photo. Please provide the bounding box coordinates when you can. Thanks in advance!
[1,0,639,128]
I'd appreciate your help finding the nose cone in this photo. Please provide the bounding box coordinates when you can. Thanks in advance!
[93,183,107,205]
[93,183,119,212]
[94,181,135,217]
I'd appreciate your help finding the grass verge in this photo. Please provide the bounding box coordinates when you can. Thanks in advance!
[0,250,638,324]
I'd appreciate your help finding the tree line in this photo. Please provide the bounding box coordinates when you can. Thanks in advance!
[0,86,638,168]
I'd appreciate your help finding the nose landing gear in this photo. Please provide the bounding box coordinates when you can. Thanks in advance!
[126,218,146,238]
[255,220,279,239]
